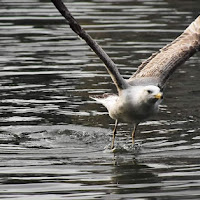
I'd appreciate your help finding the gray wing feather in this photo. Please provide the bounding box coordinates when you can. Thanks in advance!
[129,16,200,87]
[51,0,128,93]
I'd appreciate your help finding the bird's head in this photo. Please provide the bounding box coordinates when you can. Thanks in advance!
[141,85,163,104]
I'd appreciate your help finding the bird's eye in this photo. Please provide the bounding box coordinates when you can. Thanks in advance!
[147,90,152,94]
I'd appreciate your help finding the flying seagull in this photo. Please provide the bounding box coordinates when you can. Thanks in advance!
[51,0,200,149]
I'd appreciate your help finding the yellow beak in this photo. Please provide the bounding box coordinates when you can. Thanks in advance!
[154,92,163,99]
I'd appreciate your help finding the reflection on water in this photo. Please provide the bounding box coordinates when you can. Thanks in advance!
[0,0,200,199]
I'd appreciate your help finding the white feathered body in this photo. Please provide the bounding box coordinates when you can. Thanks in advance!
[91,85,162,124]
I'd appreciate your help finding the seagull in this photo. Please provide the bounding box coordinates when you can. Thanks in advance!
[52,0,200,149]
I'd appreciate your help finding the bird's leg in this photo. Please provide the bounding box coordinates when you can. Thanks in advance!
[111,120,118,149]
[131,123,138,145]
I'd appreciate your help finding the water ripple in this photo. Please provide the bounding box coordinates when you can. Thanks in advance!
[0,0,200,199]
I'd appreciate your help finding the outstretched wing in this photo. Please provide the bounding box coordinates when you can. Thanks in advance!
[129,16,200,87]
[51,0,128,93]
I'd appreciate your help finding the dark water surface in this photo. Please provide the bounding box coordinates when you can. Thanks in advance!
[0,0,200,199]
